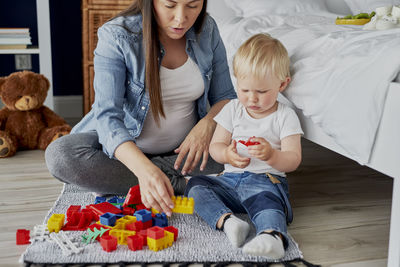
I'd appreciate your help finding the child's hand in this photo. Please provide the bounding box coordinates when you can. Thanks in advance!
[247,137,274,161]
[224,140,250,168]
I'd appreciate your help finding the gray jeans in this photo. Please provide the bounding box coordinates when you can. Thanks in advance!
[45,131,223,196]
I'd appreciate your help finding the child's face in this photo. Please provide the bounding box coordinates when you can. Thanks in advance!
[236,72,290,119]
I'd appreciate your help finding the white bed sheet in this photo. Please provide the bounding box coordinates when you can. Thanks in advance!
[219,13,400,164]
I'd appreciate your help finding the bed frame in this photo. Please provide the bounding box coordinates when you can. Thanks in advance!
[207,1,400,266]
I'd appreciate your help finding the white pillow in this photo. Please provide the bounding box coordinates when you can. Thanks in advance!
[226,0,329,17]
[344,0,400,14]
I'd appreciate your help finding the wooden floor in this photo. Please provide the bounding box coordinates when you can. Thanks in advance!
[0,139,392,267]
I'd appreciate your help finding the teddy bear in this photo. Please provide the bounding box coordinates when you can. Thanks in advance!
[0,70,71,158]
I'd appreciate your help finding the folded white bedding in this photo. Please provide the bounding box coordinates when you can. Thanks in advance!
[220,14,400,164]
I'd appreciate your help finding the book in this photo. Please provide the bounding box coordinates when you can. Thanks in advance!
[0,44,28,49]
[0,38,31,45]
[0,28,29,34]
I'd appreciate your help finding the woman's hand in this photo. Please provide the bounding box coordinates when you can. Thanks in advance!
[135,161,175,216]
[115,141,174,216]
[174,117,215,175]
[225,140,250,168]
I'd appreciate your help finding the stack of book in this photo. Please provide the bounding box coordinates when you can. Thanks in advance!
[0,28,32,49]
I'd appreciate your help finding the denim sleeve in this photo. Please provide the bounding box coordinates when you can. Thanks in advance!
[208,18,237,106]
[93,25,135,158]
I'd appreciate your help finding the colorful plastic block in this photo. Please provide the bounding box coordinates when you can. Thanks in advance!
[87,202,122,216]
[164,226,178,241]
[134,209,152,222]
[153,213,168,227]
[122,206,135,215]
[126,220,143,231]
[95,196,106,204]
[62,209,96,231]
[127,234,144,251]
[171,196,194,214]
[16,229,30,245]
[100,212,117,226]
[47,214,65,233]
[100,235,118,252]
[66,205,81,218]
[109,229,136,245]
[147,230,173,252]
[147,226,165,239]
[123,185,142,207]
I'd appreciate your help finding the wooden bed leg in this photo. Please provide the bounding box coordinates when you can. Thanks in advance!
[388,177,400,267]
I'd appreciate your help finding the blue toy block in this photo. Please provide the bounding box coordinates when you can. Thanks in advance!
[108,196,119,203]
[95,196,106,204]
[134,209,152,222]
[152,213,168,227]
[100,212,117,226]
[116,197,125,204]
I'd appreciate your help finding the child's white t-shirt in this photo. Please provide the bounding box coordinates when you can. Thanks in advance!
[214,99,303,176]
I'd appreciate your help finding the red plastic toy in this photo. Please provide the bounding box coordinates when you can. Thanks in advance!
[164,226,178,241]
[238,136,260,146]
[100,234,118,252]
[16,229,31,245]
[127,235,144,251]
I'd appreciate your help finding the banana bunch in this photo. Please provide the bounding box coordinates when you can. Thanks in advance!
[336,11,376,25]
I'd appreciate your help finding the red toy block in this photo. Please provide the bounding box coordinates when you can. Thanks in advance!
[142,219,153,229]
[238,136,260,146]
[138,230,148,246]
[16,229,30,245]
[66,205,81,219]
[87,202,121,216]
[127,235,144,251]
[136,204,147,211]
[126,220,143,232]
[62,209,96,231]
[122,206,135,215]
[100,234,118,252]
[147,226,165,240]
[123,185,142,207]
[164,226,178,241]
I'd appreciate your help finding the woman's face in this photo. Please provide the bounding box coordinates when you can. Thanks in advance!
[153,0,204,41]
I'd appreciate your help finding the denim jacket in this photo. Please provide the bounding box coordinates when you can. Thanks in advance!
[72,14,236,158]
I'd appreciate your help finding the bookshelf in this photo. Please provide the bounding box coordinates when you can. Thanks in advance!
[0,0,53,109]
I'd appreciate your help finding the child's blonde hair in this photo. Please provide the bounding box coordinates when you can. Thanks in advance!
[233,33,290,81]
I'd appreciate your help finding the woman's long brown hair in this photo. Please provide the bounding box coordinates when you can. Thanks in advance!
[113,0,208,124]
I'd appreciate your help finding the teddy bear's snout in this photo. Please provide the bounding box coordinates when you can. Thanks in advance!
[15,95,38,111]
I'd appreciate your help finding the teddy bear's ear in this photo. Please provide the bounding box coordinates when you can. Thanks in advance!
[39,74,50,90]
[0,77,5,93]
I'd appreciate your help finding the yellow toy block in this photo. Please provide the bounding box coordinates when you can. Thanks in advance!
[114,215,136,230]
[109,229,136,245]
[47,214,65,233]
[147,232,173,252]
[171,196,194,214]
[151,196,194,214]
[164,230,174,246]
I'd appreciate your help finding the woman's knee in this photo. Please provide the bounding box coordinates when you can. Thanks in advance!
[45,135,78,179]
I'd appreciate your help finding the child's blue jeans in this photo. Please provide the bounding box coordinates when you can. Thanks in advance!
[185,172,291,244]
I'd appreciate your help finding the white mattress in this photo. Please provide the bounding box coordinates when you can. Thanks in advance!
[218,13,400,164]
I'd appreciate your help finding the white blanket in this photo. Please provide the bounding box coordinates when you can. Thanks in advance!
[220,14,400,164]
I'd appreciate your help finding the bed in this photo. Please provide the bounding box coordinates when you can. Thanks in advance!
[207,0,400,266]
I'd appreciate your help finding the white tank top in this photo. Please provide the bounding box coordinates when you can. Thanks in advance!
[135,56,204,154]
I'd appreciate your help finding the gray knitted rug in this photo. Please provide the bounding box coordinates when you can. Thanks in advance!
[20,184,307,265]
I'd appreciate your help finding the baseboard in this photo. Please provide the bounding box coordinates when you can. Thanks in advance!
[53,95,83,120]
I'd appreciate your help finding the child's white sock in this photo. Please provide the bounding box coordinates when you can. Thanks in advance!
[222,215,250,248]
[242,232,285,259]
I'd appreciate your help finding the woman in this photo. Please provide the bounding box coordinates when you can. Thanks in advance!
[45,0,236,216]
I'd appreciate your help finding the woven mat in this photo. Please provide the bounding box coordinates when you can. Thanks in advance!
[20,184,305,265]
